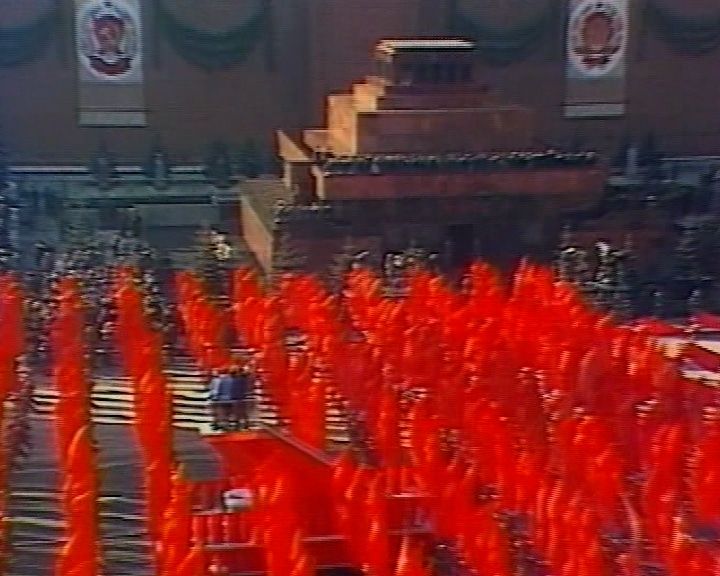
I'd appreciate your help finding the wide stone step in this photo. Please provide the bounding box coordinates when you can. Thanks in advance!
[7,546,60,575]
[10,365,235,574]
[34,385,277,402]
[29,413,285,430]
[33,396,283,420]
[32,408,211,424]
[9,515,64,531]
[33,396,208,414]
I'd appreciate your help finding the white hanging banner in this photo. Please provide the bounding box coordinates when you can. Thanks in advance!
[564,0,629,118]
[75,0,146,126]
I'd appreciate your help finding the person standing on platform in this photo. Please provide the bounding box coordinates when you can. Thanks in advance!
[230,365,252,430]
[208,368,234,431]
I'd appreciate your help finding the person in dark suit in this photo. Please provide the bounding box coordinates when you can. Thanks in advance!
[229,366,252,430]
[208,369,234,431]
[209,366,252,431]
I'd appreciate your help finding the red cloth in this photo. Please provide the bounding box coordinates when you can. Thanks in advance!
[176,545,205,576]
[633,318,686,337]
[394,536,427,576]
[684,343,720,372]
[691,312,720,331]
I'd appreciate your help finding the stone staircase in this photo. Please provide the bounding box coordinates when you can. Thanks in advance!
[28,354,352,444]
[93,424,154,576]
[325,384,352,450]
[4,357,231,576]
[30,356,282,434]
[7,459,153,576]
[6,414,156,575]
[8,491,153,576]
[6,417,63,576]
[6,352,356,575]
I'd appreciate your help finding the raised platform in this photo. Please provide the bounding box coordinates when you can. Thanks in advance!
[314,164,606,203]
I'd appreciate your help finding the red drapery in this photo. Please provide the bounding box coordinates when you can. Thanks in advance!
[50,278,101,576]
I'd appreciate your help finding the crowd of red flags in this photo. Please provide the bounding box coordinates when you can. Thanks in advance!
[197,263,720,576]
[231,270,294,425]
[7,259,720,575]
[175,272,233,373]
[0,274,23,571]
[50,278,101,576]
[113,269,203,576]
[254,459,316,576]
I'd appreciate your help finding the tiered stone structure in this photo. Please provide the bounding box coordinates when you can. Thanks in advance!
[243,39,607,275]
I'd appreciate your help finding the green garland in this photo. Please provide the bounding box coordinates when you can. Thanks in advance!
[0,3,59,67]
[448,1,557,65]
[155,0,272,70]
[645,0,720,55]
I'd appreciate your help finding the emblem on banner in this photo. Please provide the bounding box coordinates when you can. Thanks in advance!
[77,0,140,79]
[568,1,626,77]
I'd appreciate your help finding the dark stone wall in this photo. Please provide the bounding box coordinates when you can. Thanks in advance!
[448,0,720,156]
[2,0,719,162]
[0,0,423,163]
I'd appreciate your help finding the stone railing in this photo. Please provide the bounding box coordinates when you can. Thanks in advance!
[322,150,600,176]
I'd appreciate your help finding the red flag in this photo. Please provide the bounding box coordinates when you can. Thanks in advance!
[176,544,205,576]
[394,536,427,576]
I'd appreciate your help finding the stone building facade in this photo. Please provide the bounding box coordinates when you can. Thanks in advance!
[2,0,720,164]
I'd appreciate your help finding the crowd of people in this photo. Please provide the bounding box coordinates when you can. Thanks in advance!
[22,220,178,374]
[208,365,253,431]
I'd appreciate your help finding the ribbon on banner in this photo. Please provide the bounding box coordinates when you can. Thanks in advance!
[75,0,146,126]
[564,0,629,118]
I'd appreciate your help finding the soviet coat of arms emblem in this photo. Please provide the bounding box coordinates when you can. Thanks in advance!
[568,1,626,77]
[77,0,140,79]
